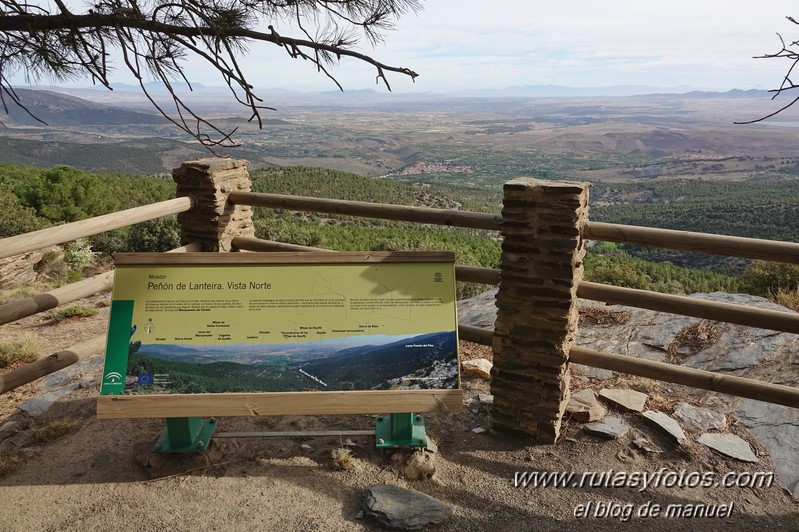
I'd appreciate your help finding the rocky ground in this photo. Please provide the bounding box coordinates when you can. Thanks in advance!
[0,288,798,531]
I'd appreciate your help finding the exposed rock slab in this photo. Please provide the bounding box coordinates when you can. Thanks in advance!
[18,384,80,417]
[673,402,726,432]
[599,388,648,412]
[566,388,606,422]
[698,433,759,463]
[583,416,628,439]
[461,358,492,380]
[363,483,453,530]
[642,410,687,444]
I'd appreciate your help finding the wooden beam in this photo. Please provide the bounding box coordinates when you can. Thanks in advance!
[584,221,799,264]
[96,389,464,418]
[114,251,455,265]
[0,242,202,326]
[570,346,799,409]
[578,282,799,333]
[0,197,194,260]
[459,324,494,346]
[228,191,503,231]
[232,237,327,253]
[0,335,106,394]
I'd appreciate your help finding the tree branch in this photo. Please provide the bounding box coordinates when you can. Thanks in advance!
[0,2,420,148]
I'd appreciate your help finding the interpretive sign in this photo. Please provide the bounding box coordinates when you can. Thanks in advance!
[99,252,459,397]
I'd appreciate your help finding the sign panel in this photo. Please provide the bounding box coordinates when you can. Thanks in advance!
[100,253,459,396]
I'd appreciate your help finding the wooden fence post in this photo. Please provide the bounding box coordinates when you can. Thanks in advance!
[172,159,254,252]
[491,178,590,443]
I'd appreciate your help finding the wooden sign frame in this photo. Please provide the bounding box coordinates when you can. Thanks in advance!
[96,252,463,419]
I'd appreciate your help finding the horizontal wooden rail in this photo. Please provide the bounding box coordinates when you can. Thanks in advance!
[228,191,503,231]
[579,281,799,334]
[0,334,106,394]
[0,242,202,326]
[569,346,799,409]
[233,236,327,253]
[459,324,494,346]
[459,325,799,409]
[0,197,195,260]
[585,221,799,264]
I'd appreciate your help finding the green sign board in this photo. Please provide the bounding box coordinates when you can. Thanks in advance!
[100,252,459,396]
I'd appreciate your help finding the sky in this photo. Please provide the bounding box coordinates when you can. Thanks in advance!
[13,0,799,94]
[205,0,799,93]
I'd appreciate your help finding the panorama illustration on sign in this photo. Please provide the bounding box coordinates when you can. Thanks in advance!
[100,258,459,395]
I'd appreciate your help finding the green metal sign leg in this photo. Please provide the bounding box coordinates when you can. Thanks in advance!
[375,413,429,448]
[154,417,217,453]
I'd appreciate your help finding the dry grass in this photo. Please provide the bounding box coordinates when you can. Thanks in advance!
[579,306,631,327]
[0,281,53,305]
[32,417,80,443]
[331,447,353,470]
[0,452,20,477]
[0,335,42,369]
[666,320,721,362]
[51,304,98,323]
[770,287,799,312]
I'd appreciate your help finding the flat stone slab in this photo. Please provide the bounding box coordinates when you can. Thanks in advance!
[567,388,607,422]
[642,410,687,444]
[477,393,494,405]
[363,483,453,530]
[599,388,648,412]
[583,416,628,439]
[673,402,726,432]
[18,384,80,417]
[698,433,759,463]
[461,359,492,380]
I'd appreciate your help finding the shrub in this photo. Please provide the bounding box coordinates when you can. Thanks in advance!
[33,418,79,442]
[51,305,98,323]
[63,239,95,272]
[126,216,181,252]
[0,336,41,368]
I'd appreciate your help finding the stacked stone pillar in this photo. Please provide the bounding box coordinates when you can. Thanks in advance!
[172,158,255,251]
[491,178,589,443]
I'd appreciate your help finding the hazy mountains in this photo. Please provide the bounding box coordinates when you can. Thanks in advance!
[3,89,166,126]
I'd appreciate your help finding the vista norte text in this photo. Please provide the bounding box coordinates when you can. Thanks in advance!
[146,281,272,291]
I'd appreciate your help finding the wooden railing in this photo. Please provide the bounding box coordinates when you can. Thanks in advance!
[1,162,798,428]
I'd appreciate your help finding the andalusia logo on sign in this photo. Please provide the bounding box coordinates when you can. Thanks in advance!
[103,371,123,386]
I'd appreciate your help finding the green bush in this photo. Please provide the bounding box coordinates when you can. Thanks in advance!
[126,217,181,252]
[0,183,48,238]
[51,305,98,323]
[741,260,799,297]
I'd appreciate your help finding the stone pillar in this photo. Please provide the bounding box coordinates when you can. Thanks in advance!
[172,158,255,251]
[490,178,590,443]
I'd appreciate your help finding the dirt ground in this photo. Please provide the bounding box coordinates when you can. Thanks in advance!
[1,297,798,532]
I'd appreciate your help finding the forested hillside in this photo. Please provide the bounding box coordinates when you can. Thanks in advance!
[1,163,796,304]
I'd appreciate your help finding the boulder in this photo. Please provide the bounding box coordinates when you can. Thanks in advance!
[363,484,453,530]
[461,358,492,380]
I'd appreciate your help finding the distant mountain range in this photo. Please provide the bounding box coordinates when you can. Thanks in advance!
[3,89,166,126]
[12,84,770,112]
